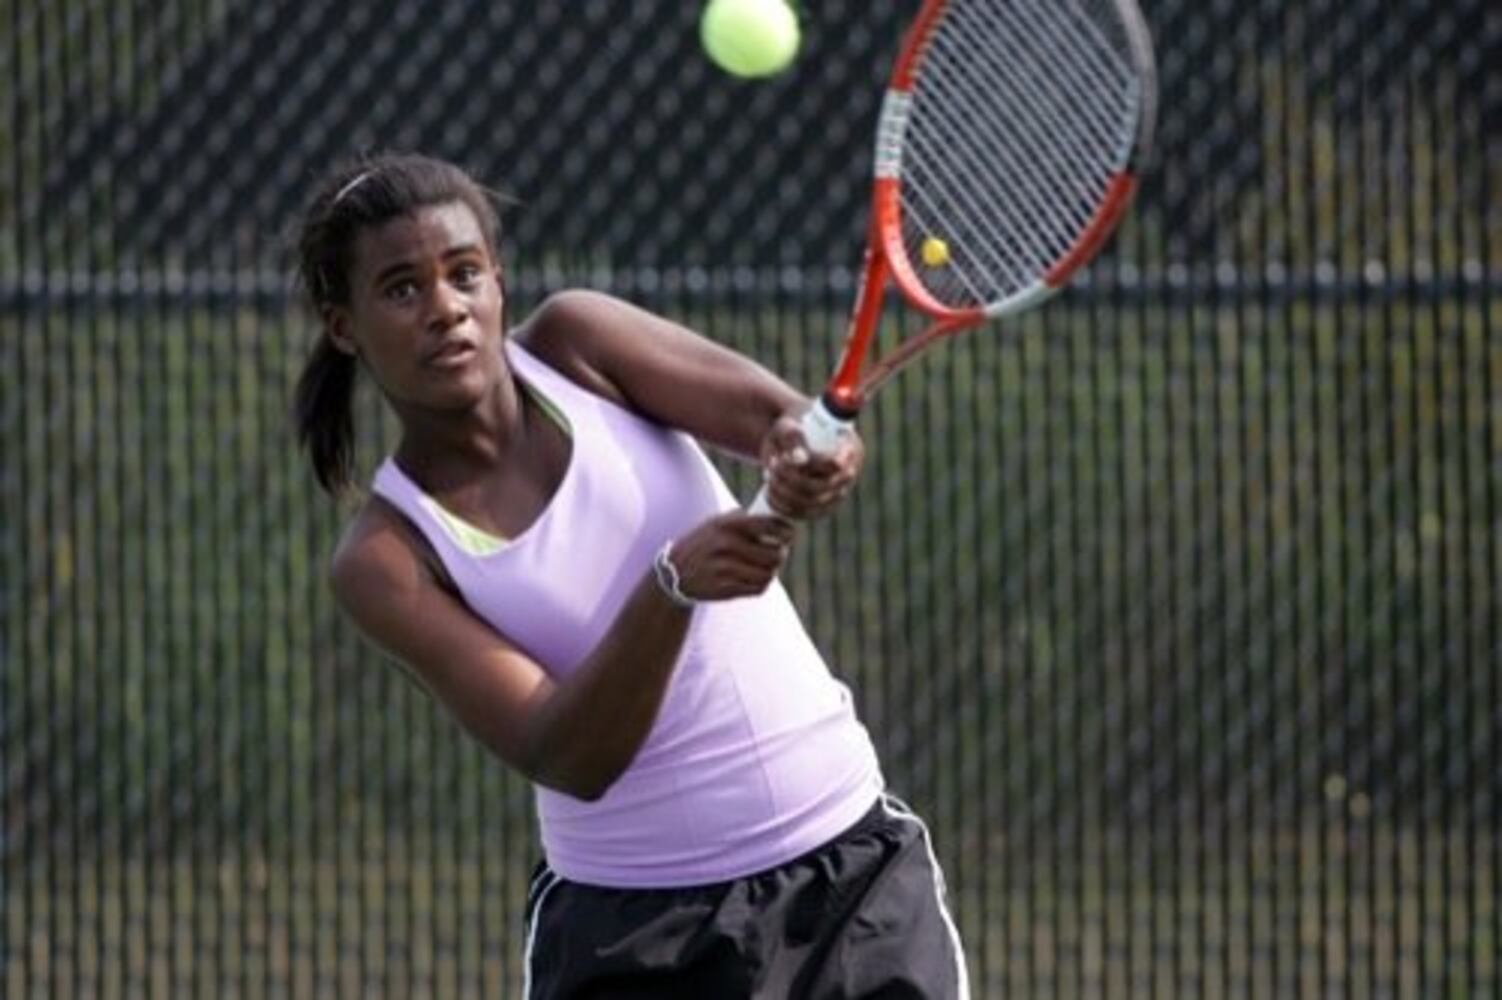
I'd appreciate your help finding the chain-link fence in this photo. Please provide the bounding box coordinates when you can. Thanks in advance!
[4,1,1500,996]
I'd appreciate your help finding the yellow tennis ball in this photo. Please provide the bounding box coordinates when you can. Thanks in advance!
[921,236,951,267]
[700,0,801,79]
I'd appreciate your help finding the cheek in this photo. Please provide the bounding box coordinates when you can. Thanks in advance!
[480,286,506,329]
[351,307,417,369]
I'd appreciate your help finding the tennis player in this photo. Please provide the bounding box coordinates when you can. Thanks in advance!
[291,152,968,999]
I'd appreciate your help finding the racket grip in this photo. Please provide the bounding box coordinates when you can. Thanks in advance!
[747,397,854,518]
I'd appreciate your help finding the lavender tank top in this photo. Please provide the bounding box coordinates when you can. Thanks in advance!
[371,340,882,888]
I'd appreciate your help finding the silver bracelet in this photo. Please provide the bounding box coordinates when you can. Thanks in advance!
[652,541,697,609]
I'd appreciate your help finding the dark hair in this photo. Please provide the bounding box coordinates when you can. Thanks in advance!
[291,152,505,496]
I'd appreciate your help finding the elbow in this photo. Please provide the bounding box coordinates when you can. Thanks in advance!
[564,780,611,803]
[551,756,628,801]
[530,764,619,803]
[515,737,624,803]
[510,687,646,802]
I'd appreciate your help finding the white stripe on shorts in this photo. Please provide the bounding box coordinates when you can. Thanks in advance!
[522,867,563,1000]
[880,793,972,1000]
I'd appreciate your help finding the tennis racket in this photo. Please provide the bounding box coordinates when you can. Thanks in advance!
[752,0,1157,515]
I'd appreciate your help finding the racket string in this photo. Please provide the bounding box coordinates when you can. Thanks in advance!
[910,61,1087,245]
[907,68,1096,268]
[1006,0,1137,137]
[903,116,1056,285]
[960,0,1132,163]
[904,124,1092,300]
[900,178,1004,304]
[922,3,1125,244]
[895,0,1145,310]
[999,0,1139,164]
[902,69,1075,293]
[935,31,1117,243]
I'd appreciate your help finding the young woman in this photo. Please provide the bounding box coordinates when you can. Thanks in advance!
[292,152,968,999]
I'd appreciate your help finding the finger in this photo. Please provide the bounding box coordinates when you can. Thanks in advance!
[733,514,798,545]
[792,450,845,476]
[773,449,854,484]
[704,562,781,598]
[766,446,811,475]
[765,476,827,515]
[762,418,808,461]
[732,537,792,573]
[772,475,857,517]
[694,530,788,575]
[773,472,851,508]
[737,559,786,591]
[764,489,818,521]
[818,472,858,499]
[775,494,824,521]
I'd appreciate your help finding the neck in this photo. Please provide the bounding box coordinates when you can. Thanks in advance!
[392,375,528,490]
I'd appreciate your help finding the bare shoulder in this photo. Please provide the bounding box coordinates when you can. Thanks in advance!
[509,289,794,454]
[328,497,429,613]
[512,289,630,405]
[326,496,501,670]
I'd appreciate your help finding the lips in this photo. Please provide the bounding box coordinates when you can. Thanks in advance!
[425,338,479,368]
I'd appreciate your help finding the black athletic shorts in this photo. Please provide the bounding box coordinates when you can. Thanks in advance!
[521,794,969,999]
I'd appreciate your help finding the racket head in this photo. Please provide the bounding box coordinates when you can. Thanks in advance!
[822,0,1158,413]
[877,0,1158,322]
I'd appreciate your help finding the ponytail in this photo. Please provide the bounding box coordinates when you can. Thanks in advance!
[293,335,358,496]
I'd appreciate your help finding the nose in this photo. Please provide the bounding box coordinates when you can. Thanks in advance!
[425,280,467,331]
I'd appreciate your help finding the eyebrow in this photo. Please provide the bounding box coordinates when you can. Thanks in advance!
[370,244,488,287]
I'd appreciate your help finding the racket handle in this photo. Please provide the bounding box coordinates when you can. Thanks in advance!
[747,397,854,518]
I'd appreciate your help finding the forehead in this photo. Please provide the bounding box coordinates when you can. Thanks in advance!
[351,202,490,276]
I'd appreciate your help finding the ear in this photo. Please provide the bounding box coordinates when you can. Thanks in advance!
[322,306,359,357]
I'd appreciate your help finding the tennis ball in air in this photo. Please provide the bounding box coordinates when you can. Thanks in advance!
[700,0,801,79]
[921,236,951,267]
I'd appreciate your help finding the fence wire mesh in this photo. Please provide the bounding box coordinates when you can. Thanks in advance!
[3,0,1501,997]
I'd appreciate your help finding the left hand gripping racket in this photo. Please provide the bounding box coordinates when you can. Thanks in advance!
[752,0,1157,516]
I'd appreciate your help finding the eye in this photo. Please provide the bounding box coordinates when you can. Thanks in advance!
[452,263,484,288]
[383,279,418,302]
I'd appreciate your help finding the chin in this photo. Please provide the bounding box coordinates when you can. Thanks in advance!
[430,376,495,412]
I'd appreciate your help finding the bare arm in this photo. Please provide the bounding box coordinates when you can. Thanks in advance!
[517,289,866,518]
[330,503,792,801]
[517,289,806,462]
